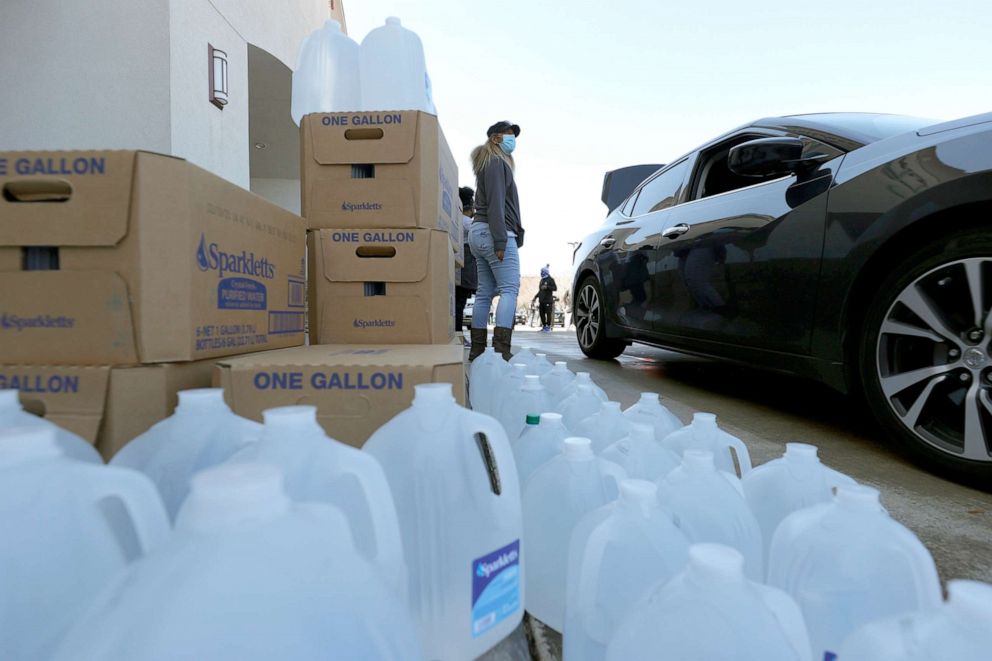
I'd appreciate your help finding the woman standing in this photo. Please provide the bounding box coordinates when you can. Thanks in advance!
[468,121,524,360]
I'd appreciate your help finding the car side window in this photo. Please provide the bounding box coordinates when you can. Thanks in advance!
[630,159,690,216]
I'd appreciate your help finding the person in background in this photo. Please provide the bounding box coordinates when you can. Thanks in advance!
[454,186,478,345]
[468,120,524,360]
[532,265,557,333]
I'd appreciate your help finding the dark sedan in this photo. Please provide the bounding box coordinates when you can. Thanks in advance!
[571,112,992,482]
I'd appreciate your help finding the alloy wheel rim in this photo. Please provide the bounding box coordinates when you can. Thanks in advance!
[576,283,601,350]
[876,257,992,463]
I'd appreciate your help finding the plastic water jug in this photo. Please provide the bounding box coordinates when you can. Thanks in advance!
[564,480,689,661]
[622,392,683,440]
[572,401,631,453]
[559,385,610,432]
[607,544,812,661]
[767,484,942,661]
[662,412,752,476]
[0,389,102,463]
[555,371,608,407]
[111,388,261,520]
[741,443,857,567]
[656,450,764,581]
[523,437,626,631]
[541,361,575,401]
[0,427,170,661]
[291,19,361,125]
[601,421,681,480]
[360,17,434,113]
[52,464,423,661]
[512,412,571,488]
[838,579,992,661]
[469,347,506,414]
[227,405,406,600]
[364,384,523,660]
[490,362,528,424]
[528,353,554,377]
[499,374,554,441]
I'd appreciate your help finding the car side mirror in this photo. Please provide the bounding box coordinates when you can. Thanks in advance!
[728,137,828,177]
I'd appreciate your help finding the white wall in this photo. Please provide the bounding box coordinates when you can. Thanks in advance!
[0,0,172,151]
[250,178,301,214]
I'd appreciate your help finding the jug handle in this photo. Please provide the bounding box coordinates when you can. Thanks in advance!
[598,460,628,502]
[86,467,171,558]
[724,434,752,476]
[351,460,409,603]
[576,525,613,642]
[755,584,814,661]
[461,413,521,499]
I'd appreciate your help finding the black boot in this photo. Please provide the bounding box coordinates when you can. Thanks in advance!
[468,327,488,361]
[492,326,513,361]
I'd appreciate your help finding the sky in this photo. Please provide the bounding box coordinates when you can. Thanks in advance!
[344,0,992,276]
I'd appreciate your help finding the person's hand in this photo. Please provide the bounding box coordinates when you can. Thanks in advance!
[496,249,505,261]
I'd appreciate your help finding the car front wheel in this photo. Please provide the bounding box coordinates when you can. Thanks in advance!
[859,226,992,483]
[575,276,627,360]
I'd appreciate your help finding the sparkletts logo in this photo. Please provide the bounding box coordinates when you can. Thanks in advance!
[197,234,275,279]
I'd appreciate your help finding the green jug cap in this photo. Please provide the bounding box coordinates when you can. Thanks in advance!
[526,414,541,425]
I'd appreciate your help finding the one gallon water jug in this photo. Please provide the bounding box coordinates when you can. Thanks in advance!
[111,388,261,520]
[555,371,608,407]
[0,389,102,463]
[622,392,683,440]
[601,421,681,480]
[656,450,764,581]
[742,443,857,567]
[572,401,631,453]
[523,437,626,631]
[560,385,610,432]
[662,412,752,476]
[528,353,554,377]
[227,405,406,600]
[53,464,423,661]
[0,427,170,661]
[767,484,942,661]
[499,375,553,441]
[541,361,575,401]
[291,19,361,124]
[512,412,571,488]
[364,384,523,660]
[607,544,812,661]
[491,362,528,425]
[838,579,992,661]
[564,480,689,661]
[360,17,434,113]
[469,347,507,414]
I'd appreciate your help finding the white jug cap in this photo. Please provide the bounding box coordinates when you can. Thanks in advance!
[0,426,62,465]
[0,389,20,410]
[177,388,227,413]
[412,383,455,406]
[947,580,992,628]
[563,437,594,461]
[576,372,592,381]
[834,484,882,510]
[512,363,528,373]
[263,405,318,427]
[385,16,401,26]
[639,392,660,402]
[784,443,819,462]
[522,375,542,389]
[181,463,291,531]
[619,479,657,508]
[604,401,622,412]
[629,422,654,440]
[539,412,563,423]
[536,353,547,359]
[682,449,716,472]
[687,543,745,583]
[692,412,718,427]
[323,19,343,31]
[554,361,567,367]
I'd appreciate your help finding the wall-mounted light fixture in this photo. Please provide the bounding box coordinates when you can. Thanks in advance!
[208,44,228,109]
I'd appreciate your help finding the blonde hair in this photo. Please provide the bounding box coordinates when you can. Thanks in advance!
[471,138,515,177]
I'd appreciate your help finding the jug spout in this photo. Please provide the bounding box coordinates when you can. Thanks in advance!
[629,422,655,442]
[0,426,63,466]
[176,388,229,415]
[947,580,992,630]
[179,464,291,532]
[0,388,22,412]
[834,484,883,512]
[785,443,819,463]
[691,412,719,442]
[618,479,658,517]
[563,437,595,462]
[686,543,746,586]
[261,405,323,439]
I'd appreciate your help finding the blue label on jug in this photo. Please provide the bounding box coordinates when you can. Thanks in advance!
[824,653,837,661]
[471,540,521,637]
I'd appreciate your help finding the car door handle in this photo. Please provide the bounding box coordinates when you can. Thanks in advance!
[599,237,616,248]
[661,224,690,240]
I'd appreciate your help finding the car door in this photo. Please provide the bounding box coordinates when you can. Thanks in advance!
[651,131,843,355]
[597,159,691,332]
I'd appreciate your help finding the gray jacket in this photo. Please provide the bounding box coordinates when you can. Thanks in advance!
[474,158,523,252]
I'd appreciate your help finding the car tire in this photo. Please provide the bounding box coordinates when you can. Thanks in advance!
[575,276,627,360]
[858,226,992,483]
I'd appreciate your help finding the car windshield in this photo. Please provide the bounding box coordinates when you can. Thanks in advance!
[794,113,937,142]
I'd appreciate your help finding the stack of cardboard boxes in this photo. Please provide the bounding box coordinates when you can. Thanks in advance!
[213,110,467,447]
[0,151,306,459]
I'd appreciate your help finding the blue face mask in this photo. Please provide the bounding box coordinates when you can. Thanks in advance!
[499,134,516,155]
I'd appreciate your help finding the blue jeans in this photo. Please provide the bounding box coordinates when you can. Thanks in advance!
[469,222,520,328]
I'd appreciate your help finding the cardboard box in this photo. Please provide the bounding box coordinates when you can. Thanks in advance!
[0,150,306,365]
[215,344,466,447]
[300,111,459,253]
[307,228,455,345]
[0,359,216,460]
